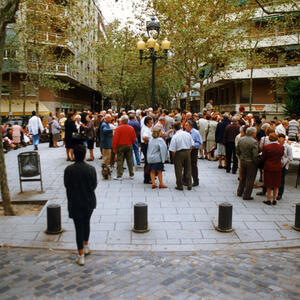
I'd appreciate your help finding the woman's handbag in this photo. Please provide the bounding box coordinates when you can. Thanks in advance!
[71,132,82,141]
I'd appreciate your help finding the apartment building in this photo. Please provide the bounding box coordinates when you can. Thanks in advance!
[189,2,300,117]
[0,0,102,118]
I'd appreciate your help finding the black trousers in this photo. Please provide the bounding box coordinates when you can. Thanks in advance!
[49,133,53,148]
[141,143,151,183]
[73,210,93,250]
[278,167,287,197]
[225,142,238,172]
[191,148,199,185]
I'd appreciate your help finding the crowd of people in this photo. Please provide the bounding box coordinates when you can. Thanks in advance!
[2,104,300,198]
[2,103,299,266]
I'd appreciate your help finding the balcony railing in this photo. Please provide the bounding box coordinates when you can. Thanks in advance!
[247,28,300,39]
[26,1,66,17]
[247,60,300,69]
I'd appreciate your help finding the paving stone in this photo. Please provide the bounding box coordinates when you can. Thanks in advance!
[1,144,300,251]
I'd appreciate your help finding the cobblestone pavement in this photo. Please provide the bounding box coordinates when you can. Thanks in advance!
[0,247,299,300]
[0,143,300,251]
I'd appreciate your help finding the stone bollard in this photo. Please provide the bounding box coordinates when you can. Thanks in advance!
[132,202,149,233]
[45,204,63,234]
[215,202,233,232]
[292,203,300,231]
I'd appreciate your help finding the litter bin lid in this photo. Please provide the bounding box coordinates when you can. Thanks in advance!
[134,202,147,207]
[220,202,232,207]
[47,204,61,209]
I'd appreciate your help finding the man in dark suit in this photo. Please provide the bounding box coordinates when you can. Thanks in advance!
[64,145,97,266]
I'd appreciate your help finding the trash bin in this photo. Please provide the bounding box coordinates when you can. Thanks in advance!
[18,151,43,192]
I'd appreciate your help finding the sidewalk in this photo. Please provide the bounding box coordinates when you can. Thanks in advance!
[0,143,299,251]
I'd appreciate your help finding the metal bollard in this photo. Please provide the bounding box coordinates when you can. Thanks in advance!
[216,202,233,232]
[292,203,300,231]
[46,204,63,234]
[132,202,149,233]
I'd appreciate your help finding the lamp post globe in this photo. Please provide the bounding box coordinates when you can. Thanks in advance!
[146,16,160,39]
[138,17,169,109]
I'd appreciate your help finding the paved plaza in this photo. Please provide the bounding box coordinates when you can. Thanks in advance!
[0,143,299,251]
[0,247,300,300]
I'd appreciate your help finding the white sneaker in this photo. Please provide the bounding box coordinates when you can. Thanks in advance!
[84,245,90,256]
[76,255,85,266]
[113,176,122,181]
[129,175,134,180]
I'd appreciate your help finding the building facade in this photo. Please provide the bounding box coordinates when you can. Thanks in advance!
[0,0,102,118]
[188,2,300,117]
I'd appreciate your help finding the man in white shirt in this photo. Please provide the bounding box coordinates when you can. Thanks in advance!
[275,120,289,136]
[169,122,194,190]
[141,116,153,184]
[28,111,44,150]
[198,113,208,159]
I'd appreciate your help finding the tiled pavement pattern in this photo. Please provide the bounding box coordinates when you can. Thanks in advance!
[0,247,300,300]
[0,143,300,251]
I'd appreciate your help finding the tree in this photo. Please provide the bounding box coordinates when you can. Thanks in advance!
[0,0,21,215]
[96,20,183,109]
[148,0,254,110]
[283,79,300,118]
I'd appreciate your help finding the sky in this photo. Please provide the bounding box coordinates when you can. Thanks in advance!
[97,0,136,25]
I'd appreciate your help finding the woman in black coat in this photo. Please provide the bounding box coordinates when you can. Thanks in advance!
[64,145,97,266]
[64,112,77,161]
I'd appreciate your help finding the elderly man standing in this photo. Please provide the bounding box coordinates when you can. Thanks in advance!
[112,115,136,180]
[236,127,259,200]
[185,120,202,186]
[169,122,194,191]
[100,114,113,166]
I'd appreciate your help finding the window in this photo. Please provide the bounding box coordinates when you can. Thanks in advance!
[240,81,250,103]
[1,84,10,95]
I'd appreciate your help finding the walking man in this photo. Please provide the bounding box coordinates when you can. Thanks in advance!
[185,120,202,186]
[28,111,44,151]
[64,145,97,266]
[112,115,136,180]
[169,122,194,190]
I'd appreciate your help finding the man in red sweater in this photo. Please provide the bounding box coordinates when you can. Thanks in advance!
[112,115,136,180]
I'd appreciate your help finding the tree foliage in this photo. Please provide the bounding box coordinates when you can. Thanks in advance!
[96,20,184,109]
[283,79,300,118]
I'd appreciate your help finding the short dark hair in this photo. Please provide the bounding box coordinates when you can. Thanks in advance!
[278,133,285,139]
[67,112,74,119]
[32,111,36,116]
[74,145,86,162]
[144,116,152,126]
[162,109,169,115]
[129,113,135,120]
[173,122,181,131]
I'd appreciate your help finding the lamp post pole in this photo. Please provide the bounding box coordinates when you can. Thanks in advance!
[151,49,156,109]
[137,17,170,109]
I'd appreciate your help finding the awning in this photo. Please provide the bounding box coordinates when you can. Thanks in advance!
[0,98,50,116]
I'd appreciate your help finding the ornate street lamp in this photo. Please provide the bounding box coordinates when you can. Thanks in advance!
[137,16,170,109]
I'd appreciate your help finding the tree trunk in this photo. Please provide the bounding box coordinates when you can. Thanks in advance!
[0,0,21,215]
